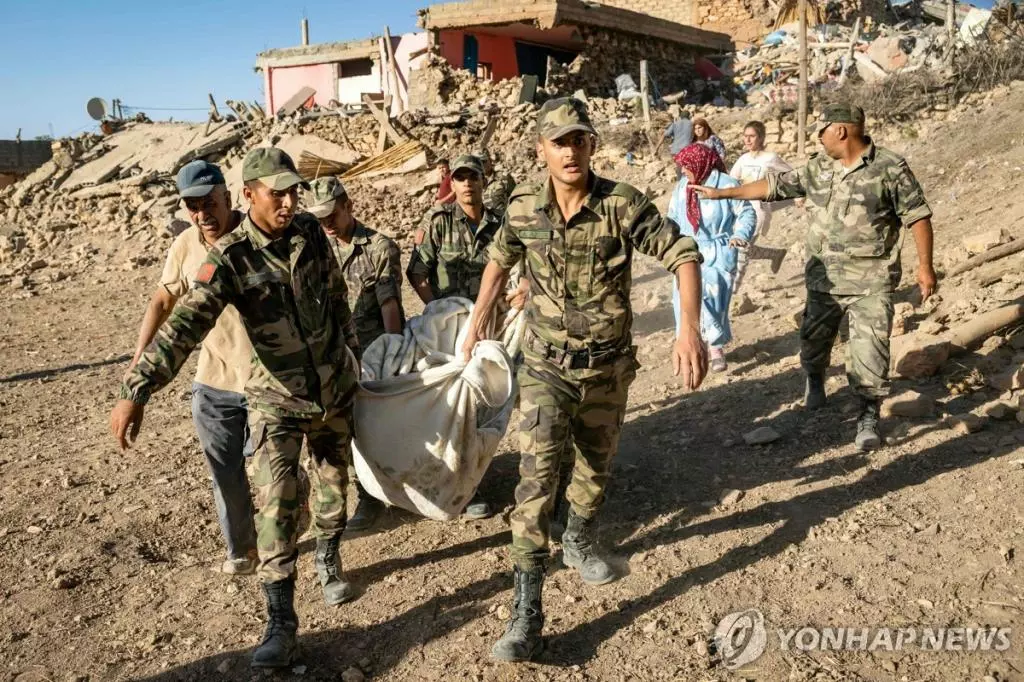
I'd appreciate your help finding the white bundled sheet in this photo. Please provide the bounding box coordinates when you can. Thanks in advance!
[352,297,523,520]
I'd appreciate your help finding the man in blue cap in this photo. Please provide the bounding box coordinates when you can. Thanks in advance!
[124,160,258,574]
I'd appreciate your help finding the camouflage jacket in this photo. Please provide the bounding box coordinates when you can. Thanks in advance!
[489,173,702,351]
[407,202,502,301]
[121,212,360,418]
[326,221,404,353]
[484,172,517,216]
[766,142,932,295]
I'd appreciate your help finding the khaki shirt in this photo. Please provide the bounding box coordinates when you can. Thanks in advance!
[160,221,252,394]
[489,173,702,351]
[326,221,404,353]
[766,141,932,295]
[123,212,359,419]
[407,203,502,301]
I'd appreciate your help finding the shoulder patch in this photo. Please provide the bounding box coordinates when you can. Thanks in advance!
[414,228,426,246]
[195,262,218,284]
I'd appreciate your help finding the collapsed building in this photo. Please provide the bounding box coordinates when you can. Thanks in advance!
[255,0,732,117]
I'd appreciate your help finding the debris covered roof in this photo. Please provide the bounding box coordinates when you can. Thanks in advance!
[418,0,733,51]
[255,37,381,71]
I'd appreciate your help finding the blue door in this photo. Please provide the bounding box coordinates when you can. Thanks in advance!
[463,34,479,74]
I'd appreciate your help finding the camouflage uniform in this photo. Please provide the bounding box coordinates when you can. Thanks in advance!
[122,208,360,583]
[484,171,518,217]
[490,173,701,569]
[327,222,404,353]
[765,111,932,399]
[407,197,502,301]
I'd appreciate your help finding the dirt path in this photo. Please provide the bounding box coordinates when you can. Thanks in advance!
[2,88,1024,682]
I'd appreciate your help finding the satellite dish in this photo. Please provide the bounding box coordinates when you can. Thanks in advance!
[86,97,108,121]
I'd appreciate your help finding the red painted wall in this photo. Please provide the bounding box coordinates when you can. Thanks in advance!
[438,30,520,81]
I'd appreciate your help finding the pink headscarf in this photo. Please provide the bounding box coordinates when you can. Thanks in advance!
[673,143,726,232]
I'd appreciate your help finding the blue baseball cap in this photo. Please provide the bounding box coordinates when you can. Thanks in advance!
[176,160,226,198]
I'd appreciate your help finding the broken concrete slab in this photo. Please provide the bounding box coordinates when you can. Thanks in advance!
[61,123,245,193]
[277,86,316,118]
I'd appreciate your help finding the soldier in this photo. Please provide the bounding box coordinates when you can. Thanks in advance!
[480,149,517,217]
[305,176,405,531]
[109,148,362,669]
[407,153,504,520]
[460,97,708,661]
[125,160,257,575]
[695,104,936,450]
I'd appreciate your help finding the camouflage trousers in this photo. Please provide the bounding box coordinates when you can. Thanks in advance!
[800,290,894,400]
[249,408,352,583]
[510,349,637,570]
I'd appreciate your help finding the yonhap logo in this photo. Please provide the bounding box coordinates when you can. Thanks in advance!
[710,608,1012,671]
[714,609,768,669]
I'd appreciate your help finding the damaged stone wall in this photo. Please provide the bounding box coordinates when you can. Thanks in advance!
[595,0,697,24]
[699,0,772,44]
[602,0,892,44]
[561,25,700,98]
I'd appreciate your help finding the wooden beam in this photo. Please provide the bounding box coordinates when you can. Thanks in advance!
[837,17,862,87]
[479,114,499,150]
[640,60,651,126]
[383,26,405,115]
[361,94,407,145]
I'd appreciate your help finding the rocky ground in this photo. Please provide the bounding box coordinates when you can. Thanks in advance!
[1,83,1024,682]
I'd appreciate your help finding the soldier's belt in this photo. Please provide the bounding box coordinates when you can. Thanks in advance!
[525,332,625,370]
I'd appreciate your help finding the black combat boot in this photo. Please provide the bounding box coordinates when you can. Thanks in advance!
[561,509,617,586]
[251,579,298,669]
[463,490,494,520]
[314,535,355,606]
[491,566,545,661]
[855,398,882,451]
[803,372,827,410]
[347,482,384,532]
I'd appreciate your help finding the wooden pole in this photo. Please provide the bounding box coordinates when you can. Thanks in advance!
[837,16,861,87]
[797,0,808,156]
[946,0,956,43]
[383,26,405,115]
[640,60,651,125]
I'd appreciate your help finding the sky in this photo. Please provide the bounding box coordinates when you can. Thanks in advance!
[0,0,424,139]
[3,0,1002,139]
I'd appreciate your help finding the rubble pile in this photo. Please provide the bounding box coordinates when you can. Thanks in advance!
[734,20,952,106]
[732,5,1023,116]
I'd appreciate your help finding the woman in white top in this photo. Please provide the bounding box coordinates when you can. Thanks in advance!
[729,121,792,292]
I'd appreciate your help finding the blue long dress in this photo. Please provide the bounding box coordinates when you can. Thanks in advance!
[667,169,756,347]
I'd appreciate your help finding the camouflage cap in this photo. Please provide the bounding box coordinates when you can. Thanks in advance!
[242,147,310,191]
[536,97,596,141]
[450,154,484,177]
[819,104,866,126]
[305,176,347,219]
